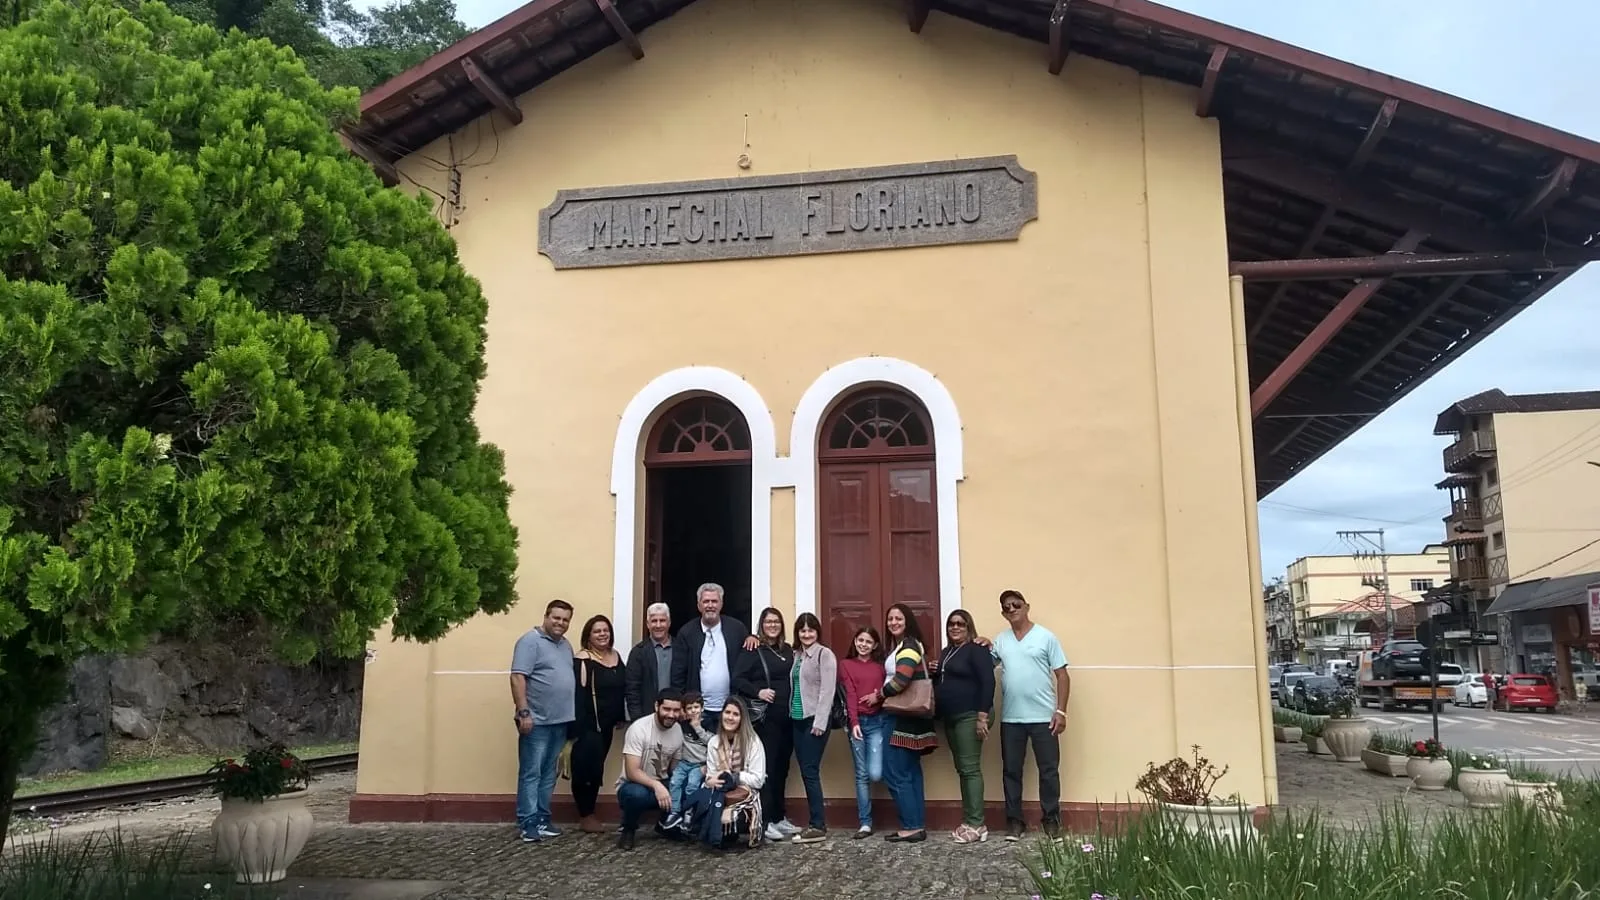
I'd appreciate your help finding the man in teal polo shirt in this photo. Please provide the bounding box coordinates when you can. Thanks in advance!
[990,589,1070,842]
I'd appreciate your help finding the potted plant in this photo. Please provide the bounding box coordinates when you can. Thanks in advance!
[1317,687,1371,762]
[208,743,316,884]
[1360,731,1410,777]
[1455,754,1512,809]
[1134,745,1255,839]
[1404,737,1451,791]
[1505,766,1564,811]
[1270,708,1302,743]
[1300,716,1329,755]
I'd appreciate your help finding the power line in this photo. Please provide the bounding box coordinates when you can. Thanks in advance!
[1506,537,1600,583]
[1259,499,1441,527]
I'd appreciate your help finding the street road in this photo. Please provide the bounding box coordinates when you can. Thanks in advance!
[1361,704,1600,777]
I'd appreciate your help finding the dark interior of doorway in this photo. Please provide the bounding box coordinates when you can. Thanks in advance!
[652,464,752,630]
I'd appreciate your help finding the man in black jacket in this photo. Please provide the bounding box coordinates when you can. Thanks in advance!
[624,602,676,722]
[670,582,756,731]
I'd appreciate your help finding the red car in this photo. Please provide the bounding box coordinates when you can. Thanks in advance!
[1493,673,1559,713]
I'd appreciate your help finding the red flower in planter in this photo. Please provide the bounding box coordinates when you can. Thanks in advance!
[281,758,294,769]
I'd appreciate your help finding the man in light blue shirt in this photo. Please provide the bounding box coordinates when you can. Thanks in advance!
[510,599,576,843]
[990,589,1070,842]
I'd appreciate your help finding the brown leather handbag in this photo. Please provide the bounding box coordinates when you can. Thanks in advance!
[881,677,935,718]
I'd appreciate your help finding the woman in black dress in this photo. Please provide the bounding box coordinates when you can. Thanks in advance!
[572,614,626,833]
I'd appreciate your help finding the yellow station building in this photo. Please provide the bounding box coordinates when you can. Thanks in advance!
[343,0,1600,826]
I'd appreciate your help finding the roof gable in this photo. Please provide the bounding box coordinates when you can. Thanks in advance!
[350,0,1600,496]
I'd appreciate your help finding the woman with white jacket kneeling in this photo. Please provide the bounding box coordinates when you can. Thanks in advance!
[696,695,768,850]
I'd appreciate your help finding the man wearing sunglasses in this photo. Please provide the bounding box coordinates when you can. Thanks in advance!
[990,589,1070,842]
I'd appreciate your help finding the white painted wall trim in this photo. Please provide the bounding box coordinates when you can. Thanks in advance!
[790,357,966,625]
[610,368,779,650]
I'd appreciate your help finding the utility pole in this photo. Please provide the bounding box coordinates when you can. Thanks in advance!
[1339,528,1392,644]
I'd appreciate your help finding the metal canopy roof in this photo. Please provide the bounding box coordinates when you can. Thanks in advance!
[349,0,1600,497]
[1484,570,1600,617]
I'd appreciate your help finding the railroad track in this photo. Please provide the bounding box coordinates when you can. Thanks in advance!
[16,752,359,817]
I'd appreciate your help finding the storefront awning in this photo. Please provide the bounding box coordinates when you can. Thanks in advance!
[1485,570,1600,616]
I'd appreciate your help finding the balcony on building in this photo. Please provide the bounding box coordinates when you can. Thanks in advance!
[1443,430,1496,472]
[1445,496,1484,534]
[1451,554,1492,596]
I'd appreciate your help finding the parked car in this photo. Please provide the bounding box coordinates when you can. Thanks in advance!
[1292,675,1342,713]
[1453,674,1490,708]
[1434,662,1465,685]
[1280,671,1314,709]
[1267,664,1284,702]
[1494,673,1559,713]
[1370,640,1430,679]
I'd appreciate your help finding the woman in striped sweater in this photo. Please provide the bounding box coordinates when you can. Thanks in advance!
[867,602,935,842]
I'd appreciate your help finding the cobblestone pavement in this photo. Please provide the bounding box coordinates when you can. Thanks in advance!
[7,743,1483,899]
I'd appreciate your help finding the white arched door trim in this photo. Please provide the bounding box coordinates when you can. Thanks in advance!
[790,357,965,626]
[609,368,779,650]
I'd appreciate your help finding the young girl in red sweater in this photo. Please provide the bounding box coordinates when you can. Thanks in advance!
[838,625,890,838]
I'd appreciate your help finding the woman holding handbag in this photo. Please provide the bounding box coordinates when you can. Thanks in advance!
[733,606,799,841]
[866,602,936,843]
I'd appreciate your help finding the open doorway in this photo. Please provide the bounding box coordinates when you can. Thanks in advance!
[642,396,755,633]
[649,465,752,629]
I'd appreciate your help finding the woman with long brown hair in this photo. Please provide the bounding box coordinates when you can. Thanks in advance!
[700,695,768,849]
[788,611,838,843]
[865,602,935,843]
[571,614,626,833]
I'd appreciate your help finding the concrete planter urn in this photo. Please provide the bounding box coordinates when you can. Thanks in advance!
[1457,768,1513,809]
[1507,781,1564,811]
[1273,725,1302,743]
[1302,734,1330,755]
[1159,802,1256,840]
[1360,748,1408,777]
[1405,757,1452,791]
[1320,717,1372,763]
[212,790,315,884]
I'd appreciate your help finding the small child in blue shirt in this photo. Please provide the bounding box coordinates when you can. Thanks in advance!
[665,691,710,828]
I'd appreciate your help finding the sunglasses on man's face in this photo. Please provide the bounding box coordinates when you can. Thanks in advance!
[1001,601,1025,612]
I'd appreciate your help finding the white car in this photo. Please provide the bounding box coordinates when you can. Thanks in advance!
[1453,677,1489,708]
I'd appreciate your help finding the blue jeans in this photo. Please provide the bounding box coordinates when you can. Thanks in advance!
[792,721,831,829]
[616,781,660,832]
[668,759,702,815]
[515,724,567,833]
[884,744,926,832]
[850,714,890,827]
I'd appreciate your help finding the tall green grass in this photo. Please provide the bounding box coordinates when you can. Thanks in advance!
[0,831,229,899]
[1029,795,1600,899]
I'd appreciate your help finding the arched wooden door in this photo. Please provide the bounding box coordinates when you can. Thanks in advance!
[644,397,754,631]
[817,390,939,654]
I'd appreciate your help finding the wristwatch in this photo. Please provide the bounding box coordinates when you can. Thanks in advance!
[516,708,532,720]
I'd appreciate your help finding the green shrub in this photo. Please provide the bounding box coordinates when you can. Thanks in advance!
[1365,729,1410,754]
[1030,794,1600,899]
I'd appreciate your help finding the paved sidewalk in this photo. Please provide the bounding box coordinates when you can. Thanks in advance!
[6,743,1485,900]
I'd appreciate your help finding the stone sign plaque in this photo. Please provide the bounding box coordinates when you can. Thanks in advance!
[537,156,1037,269]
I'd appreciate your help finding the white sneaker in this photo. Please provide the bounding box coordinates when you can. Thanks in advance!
[776,819,802,837]
[764,823,787,841]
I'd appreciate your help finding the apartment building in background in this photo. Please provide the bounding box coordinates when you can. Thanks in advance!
[1285,545,1451,662]
[1433,389,1600,673]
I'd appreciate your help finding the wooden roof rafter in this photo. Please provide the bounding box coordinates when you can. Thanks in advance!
[349,0,1600,497]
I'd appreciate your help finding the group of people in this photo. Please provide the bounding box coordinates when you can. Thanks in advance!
[508,583,1071,850]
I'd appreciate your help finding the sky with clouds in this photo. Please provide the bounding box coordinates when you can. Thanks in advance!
[419,0,1600,579]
